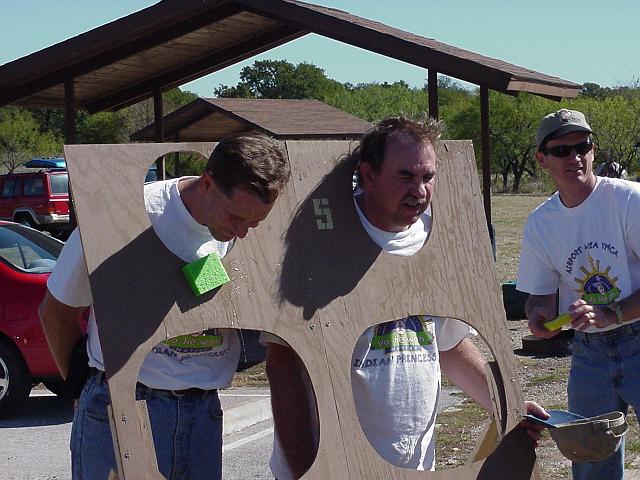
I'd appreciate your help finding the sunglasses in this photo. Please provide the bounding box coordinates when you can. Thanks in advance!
[541,141,593,158]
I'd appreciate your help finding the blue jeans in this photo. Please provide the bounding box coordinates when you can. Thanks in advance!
[568,322,640,480]
[70,372,223,480]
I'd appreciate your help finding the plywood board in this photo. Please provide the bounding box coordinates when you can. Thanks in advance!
[64,139,535,479]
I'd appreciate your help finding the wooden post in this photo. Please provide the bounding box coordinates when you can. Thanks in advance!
[64,77,77,145]
[64,76,78,232]
[153,89,166,180]
[428,69,438,120]
[174,131,180,178]
[480,86,491,227]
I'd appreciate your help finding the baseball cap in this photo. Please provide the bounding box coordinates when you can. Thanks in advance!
[536,109,593,148]
[547,411,627,463]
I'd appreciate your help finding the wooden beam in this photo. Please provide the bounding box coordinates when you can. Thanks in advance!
[86,25,306,113]
[506,80,580,100]
[480,86,491,227]
[428,69,438,120]
[0,2,244,108]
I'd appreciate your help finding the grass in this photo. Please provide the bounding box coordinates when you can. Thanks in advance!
[526,367,570,387]
[231,362,269,388]
[435,400,490,469]
[490,194,550,284]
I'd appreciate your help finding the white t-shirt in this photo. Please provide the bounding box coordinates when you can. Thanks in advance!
[47,177,241,390]
[266,196,475,478]
[517,177,640,332]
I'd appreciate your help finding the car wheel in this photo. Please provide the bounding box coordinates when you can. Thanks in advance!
[0,340,32,418]
[15,215,36,229]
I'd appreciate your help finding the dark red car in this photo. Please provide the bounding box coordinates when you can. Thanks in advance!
[0,221,87,417]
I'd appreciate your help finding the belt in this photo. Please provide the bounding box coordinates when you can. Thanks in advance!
[90,368,215,398]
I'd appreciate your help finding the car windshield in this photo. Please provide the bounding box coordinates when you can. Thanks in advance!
[0,224,63,273]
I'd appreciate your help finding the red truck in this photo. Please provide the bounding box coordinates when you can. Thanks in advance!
[0,158,71,239]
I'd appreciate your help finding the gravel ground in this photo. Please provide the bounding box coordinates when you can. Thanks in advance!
[503,319,638,478]
[506,319,574,478]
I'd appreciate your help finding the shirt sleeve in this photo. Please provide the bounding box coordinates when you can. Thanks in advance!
[516,216,560,295]
[47,228,93,307]
[435,317,477,352]
[626,184,640,260]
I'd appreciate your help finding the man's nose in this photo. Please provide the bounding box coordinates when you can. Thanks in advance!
[235,221,259,239]
[567,150,582,162]
[234,226,249,239]
[412,181,427,197]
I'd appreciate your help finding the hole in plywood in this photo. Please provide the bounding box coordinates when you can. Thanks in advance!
[350,315,494,471]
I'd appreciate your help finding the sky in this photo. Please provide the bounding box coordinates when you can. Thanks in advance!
[1,1,639,97]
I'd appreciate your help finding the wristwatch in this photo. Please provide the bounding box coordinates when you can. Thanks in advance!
[608,302,624,325]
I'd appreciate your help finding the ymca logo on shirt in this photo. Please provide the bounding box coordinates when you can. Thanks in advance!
[371,315,434,354]
[573,254,621,305]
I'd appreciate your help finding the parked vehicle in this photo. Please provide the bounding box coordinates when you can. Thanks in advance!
[0,158,71,239]
[0,221,87,417]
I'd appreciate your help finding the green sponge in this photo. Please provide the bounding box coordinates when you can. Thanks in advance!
[182,253,230,296]
[543,313,571,331]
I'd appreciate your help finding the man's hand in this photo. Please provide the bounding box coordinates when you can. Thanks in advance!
[568,299,616,330]
[520,401,549,446]
[525,294,559,338]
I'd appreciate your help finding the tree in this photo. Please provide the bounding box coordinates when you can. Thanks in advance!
[120,88,198,138]
[78,112,126,144]
[214,60,344,101]
[569,95,640,176]
[581,82,611,99]
[444,91,555,192]
[0,107,61,173]
[329,81,427,121]
[487,93,554,192]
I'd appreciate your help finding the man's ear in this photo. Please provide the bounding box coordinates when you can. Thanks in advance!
[359,162,375,188]
[201,171,215,194]
[535,151,547,169]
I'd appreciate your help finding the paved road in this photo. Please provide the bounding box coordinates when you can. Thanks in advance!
[0,391,74,480]
[0,388,275,480]
[0,386,465,479]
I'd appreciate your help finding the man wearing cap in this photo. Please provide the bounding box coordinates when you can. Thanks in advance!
[517,109,640,480]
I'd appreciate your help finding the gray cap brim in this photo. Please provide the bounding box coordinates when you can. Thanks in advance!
[545,125,592,143]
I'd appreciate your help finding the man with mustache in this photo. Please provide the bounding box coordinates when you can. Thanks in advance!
[517,109,640,480]
[264,116,547,479]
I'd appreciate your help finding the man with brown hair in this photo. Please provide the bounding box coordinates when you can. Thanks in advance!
[264,116,546,479]
[39,133,290,480]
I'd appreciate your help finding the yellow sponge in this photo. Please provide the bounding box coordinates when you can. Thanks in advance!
[182,253,230,296]
[543,313,571,331]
